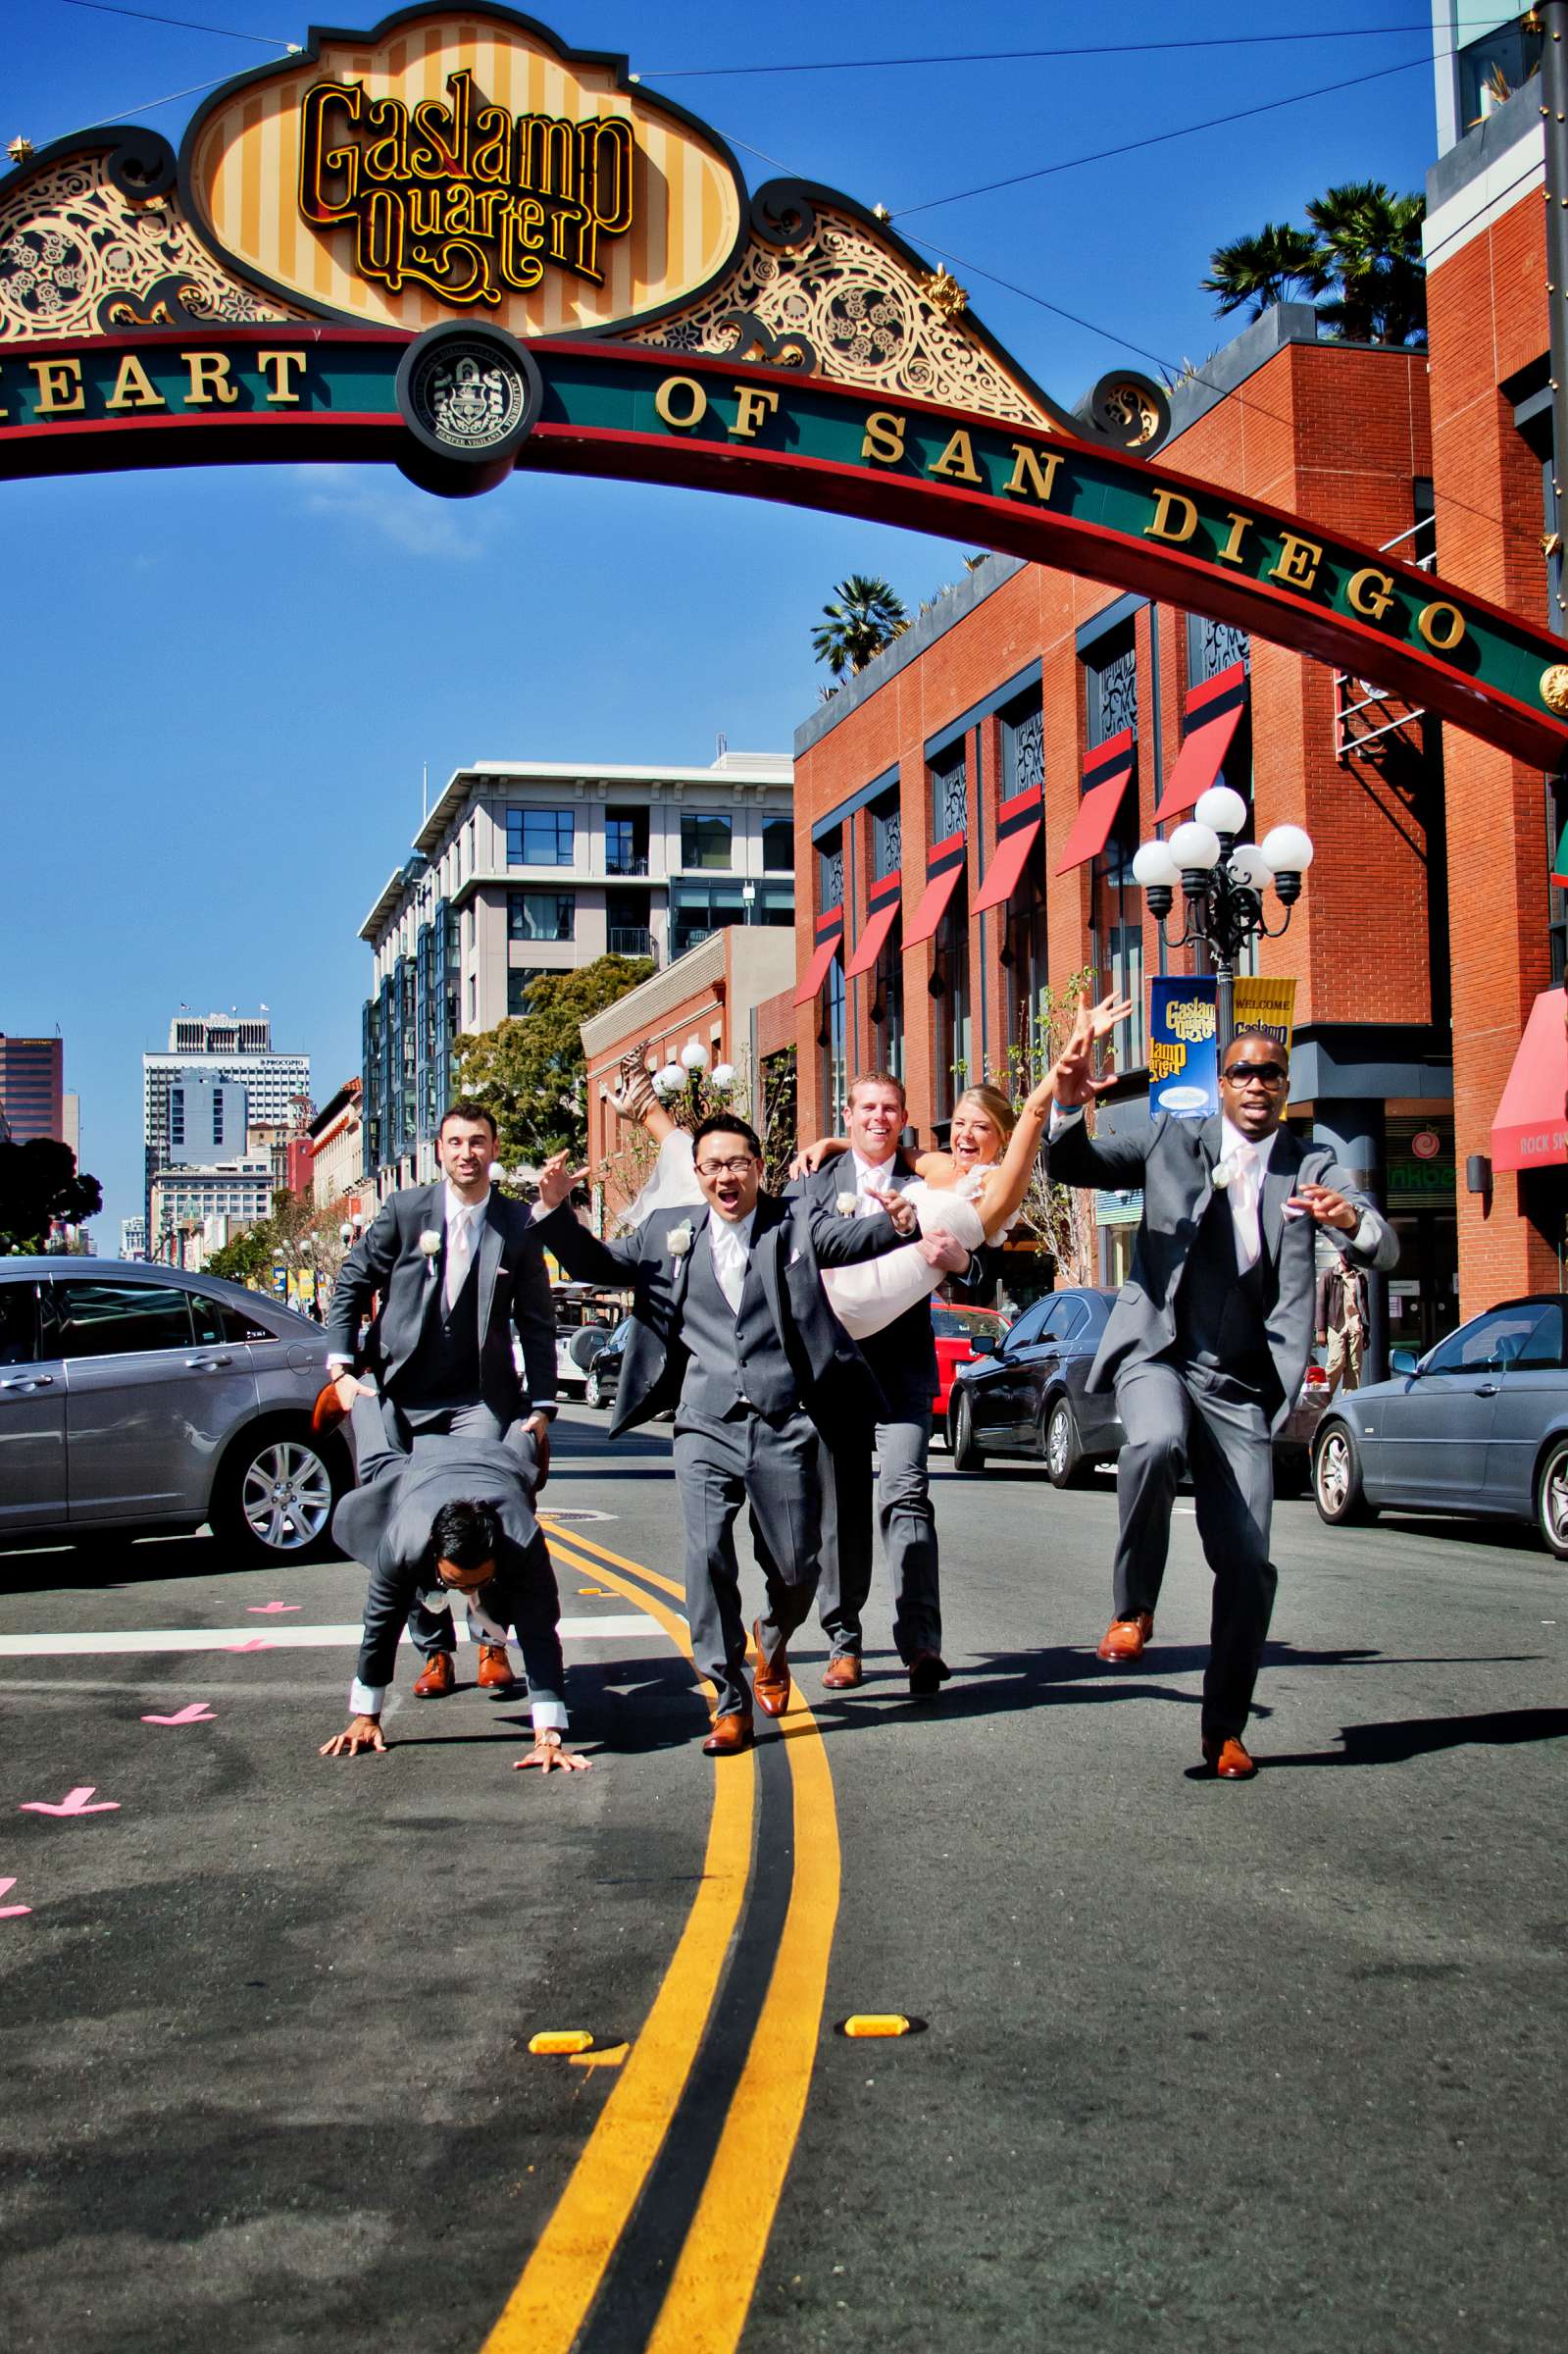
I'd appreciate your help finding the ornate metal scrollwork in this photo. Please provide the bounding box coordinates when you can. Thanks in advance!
[749,180,819,252]
[104,129,177,203]
[705,307,818,371]
[1078,371,1170,453]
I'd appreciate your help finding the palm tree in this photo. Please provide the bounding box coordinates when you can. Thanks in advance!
[811,575,908,681]
[1201,223,1326,321]
[1201,183,1426,346]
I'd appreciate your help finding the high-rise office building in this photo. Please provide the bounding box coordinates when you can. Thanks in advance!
[0,1034,65,1145]
[143,1010,309,1241]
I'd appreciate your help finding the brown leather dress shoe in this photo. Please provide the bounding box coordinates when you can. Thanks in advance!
[907,1650,951,1698]
[477,1643,517,1693]
[413,1652,456,1699]
[311,1380,348,1435]
[1096,1612,1154,1663]
[752,1618,791,1718]
[1201,1734,1257,1779]
[702,1714,755,1756]
[822,1654,863,1691]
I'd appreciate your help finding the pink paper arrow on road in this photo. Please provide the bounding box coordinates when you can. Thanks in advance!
[141,1703,217,1725]
[0,1876,31,1919]
[246,1603,301,1614]
[18,1786,121,1817]
[227,1638,272,1653]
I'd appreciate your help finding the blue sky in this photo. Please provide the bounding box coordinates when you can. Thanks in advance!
[7,2,1451,1246]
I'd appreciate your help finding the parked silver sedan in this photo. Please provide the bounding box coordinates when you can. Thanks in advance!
[1312,1294,1568,1558]
[0,1257,349,1561]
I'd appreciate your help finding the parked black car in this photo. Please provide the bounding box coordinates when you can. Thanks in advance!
[949,1284,1326,1488]
[583,1318,632,1409]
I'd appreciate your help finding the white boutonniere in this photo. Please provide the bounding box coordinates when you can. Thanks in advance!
[668,1219,694,1258]
[418,1229,443,1257]
[1209,1157,1236,1192]
[835,1191,861,1216]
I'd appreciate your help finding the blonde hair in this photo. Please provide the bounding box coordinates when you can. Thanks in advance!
[951,1084,1018,1147]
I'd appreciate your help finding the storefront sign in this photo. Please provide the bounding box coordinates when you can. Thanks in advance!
[1232,975,1296,1055]
[1148,976,1218,1120]
[1410,1128,1441,1159]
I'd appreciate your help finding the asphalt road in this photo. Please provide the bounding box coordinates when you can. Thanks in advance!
[2,1403,1563,2354]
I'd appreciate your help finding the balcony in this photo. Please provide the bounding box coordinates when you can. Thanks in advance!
[606,851,649,878]
[609,927,656,962]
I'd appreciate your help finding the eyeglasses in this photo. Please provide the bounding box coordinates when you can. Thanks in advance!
[695,1156,757,1178]
[1222,1061,1288,1086]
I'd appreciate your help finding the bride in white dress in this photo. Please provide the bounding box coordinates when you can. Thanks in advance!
[605,990,1130,1340]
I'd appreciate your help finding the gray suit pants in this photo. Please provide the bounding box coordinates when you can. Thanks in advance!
[1111,1357,1278,1740]
[676,1405,823,1719]
[816,1410,940,1663]
[349,1392,524,1660]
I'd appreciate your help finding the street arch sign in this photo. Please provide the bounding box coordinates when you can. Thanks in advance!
[3,3,1565,768]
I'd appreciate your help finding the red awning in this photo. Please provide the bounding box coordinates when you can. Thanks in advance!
[1492,987,1568,1171]
[972,817,1042,913]
[844,897,900,978]
[1055,766,1133,876]
[793,930,843,1006]
[1152,705,1244,824]
[902,860,964,947]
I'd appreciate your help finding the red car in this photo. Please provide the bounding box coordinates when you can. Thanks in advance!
[931,1302,1010,1443]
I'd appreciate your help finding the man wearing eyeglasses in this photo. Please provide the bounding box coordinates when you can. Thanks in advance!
[1046,1022,1397,1779]
[531,1114,952,1754]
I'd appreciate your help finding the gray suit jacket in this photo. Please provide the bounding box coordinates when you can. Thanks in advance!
[325,1183,556,1421]
[1048,1111,1398,1428]
[531,1191,901,1438]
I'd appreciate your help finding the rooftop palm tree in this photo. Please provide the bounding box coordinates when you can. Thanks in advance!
[811,574,908,681]
[1201,222,1326,322]
[1202,182,1426,346]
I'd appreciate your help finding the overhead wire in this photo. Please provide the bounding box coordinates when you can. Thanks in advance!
[634,21,1513,78]
[54,0,297,41]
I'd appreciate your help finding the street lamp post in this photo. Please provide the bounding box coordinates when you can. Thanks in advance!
[1129,786,1314,1049]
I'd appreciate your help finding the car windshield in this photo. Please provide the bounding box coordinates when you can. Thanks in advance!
[1425,1303,1564,1374]
[932,1308,1002,1339]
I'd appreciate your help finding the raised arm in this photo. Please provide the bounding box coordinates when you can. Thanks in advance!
[975,991,1133,1231]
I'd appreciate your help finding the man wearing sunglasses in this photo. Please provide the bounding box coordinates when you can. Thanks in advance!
[1047,1021,1397,1779]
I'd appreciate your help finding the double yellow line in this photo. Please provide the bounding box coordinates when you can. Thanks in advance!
[482,1518,840,2354]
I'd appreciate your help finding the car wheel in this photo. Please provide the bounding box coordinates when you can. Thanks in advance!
[585,1368,604,1408]
[1534,1437,1568,1560]
[950,1392,986,1472]
[1312,1421,1372,1526]
[216,1426,342,1561]
[1042,1397,1083,1489]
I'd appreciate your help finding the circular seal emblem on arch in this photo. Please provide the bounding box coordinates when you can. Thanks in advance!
[395,321,541,494]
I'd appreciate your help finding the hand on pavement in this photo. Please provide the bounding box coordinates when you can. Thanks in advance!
[515,1732,590,1773]
[320,1715,385,1759]
[536,1151,586,1210]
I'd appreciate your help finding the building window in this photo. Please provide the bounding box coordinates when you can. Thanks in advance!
[930,745,968,843]
[933,890,971,1120]
[1086,630,1138,746]
[668,877,792,961]
[1456,19,1541,134]
[1187,616,1250,686]
[762,818,793,871]
[606,809,648,877]
[508,892,575,942]
[999,694,1044,797]
[818,829,844,911]
[1549,777,1568,990]
[871,919,904,1084]
[820,955,846,1132]
[1091,827,1146,1072]
[871,792,902,881]
[467,975,477,1025]
[507,971,532,1018]
[506,807,574,867]
[1004,871,1049,1064]
[681,813,733,869]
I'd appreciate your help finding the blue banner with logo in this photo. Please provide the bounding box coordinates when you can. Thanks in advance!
[1147,976,1218,1120]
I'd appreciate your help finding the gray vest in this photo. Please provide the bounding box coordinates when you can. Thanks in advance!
[1172,1191,1273,1390]
[680,1222,796,1417]
[396,1249,482,1406]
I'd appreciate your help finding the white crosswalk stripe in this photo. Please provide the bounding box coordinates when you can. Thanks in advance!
[0,1617,651,1659]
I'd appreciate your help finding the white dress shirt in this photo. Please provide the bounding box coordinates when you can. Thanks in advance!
[442,1182,489,1309]
[848,1149,899,1210]
[709,1206,758,1315]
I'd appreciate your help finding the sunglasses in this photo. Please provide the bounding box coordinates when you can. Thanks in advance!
[1222,1061,1288,1086]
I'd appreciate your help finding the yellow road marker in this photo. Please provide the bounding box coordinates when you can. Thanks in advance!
[643,1695,841,2354]
[529,2031,594,2056]
[577,1585,614,1596]
[539,1516,687,1605]
[842,2015,911,2038]
[481,1538,753,2354]
[569,2043,631,2071]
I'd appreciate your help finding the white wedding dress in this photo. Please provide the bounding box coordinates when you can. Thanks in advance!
[617,1132,1015,1341]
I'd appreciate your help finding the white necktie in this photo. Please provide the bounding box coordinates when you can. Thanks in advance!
[445,1206,474,1310]
[1229,1144,1260,1271]
[711,1220,747,1315]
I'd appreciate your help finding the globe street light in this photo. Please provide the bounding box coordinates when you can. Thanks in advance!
[1130,793,1314,1047]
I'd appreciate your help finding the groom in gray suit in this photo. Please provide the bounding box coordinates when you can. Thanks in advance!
[1048,1025,1397,1778]
[532,1114,932,1753]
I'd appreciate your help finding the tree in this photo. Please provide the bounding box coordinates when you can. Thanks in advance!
[0,1137,104,1253]
[454,952,654,1164]
[1202,182,1425,346]
[811,575,908,682]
